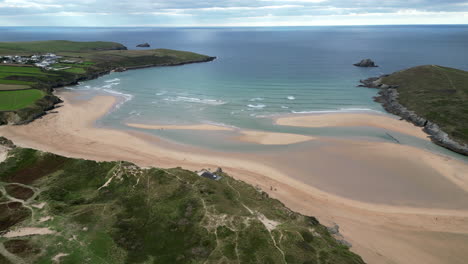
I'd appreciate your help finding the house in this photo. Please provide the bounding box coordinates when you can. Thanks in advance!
[197,170,222,181]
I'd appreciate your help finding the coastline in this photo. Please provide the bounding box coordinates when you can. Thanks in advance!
[0,45,216,126]
[1,91,468,263]
[360,75,468,156]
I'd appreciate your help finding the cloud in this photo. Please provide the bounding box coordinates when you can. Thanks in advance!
[0,0,467,26]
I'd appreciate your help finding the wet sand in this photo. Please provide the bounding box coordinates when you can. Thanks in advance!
[276,113,430,140]
[1,91,468,264]
[126,122,234,131]
[236,130,315,145]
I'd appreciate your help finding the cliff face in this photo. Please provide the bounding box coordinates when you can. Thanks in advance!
[359,66,468,156]
[374,86,468,155]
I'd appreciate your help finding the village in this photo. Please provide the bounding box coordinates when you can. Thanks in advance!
[0,53,80,71]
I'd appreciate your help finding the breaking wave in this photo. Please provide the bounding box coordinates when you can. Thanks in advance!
[163,96,226,105]
[247,104,266,109]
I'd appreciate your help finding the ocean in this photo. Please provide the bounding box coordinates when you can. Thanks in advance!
[2,26,468,157]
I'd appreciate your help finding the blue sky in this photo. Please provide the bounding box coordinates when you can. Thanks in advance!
[1,0,467,26]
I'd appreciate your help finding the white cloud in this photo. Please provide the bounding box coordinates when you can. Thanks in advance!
[0,0,62,8]
[0,0,467,26]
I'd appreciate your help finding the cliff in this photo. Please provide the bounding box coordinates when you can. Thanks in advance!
[358,65,468,155]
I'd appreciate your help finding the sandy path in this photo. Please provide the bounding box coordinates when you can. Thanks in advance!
[275,113,430,140]
[1,91,468,264]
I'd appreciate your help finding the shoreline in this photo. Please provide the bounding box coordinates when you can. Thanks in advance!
[360,74,468,156]
[0,43,216,126]
[1,91,468,263]
[275,112,430,141]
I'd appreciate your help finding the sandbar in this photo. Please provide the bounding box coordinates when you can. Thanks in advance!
[276,113,429,140]
[236,130,315,145]
[126,123,234,131]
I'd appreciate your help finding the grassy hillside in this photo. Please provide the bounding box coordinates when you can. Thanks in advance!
[382,65,468,145]
[0,41,215,125]
[0,144,364,264]
[0,40,127,54]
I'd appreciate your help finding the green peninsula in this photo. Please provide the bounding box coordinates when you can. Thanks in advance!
[0,139,364,264]
[360,65,468,155]
[0,40,215,125]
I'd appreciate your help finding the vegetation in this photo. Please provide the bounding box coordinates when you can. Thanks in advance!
[0,40,127,54]
[0,90,44,111]
[382,65,468,145]
[0,144,364,264]
[0,40,214,125]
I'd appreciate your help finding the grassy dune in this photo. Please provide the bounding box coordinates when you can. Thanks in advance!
[0,146,364,264]
[382,65,468,145]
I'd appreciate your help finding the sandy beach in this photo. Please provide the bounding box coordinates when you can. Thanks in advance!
[276,113,430,140]
[126,122,234,131]
[1,91,468,264]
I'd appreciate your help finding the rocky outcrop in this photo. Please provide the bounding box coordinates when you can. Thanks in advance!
[136,43,150,48]
[354,59,378,67]
[359,77,468,156]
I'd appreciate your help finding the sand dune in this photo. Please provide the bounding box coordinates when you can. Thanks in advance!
[1,91,468,264]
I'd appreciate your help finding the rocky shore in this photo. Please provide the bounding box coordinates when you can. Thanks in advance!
[359,76,468,156]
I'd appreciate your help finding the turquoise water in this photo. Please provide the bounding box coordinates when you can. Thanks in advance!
[2,26,468,160]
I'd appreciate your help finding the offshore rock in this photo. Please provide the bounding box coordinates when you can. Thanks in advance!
[354,58,378,67]
[136,43,150,48]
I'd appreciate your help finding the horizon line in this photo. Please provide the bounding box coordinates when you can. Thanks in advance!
[1,23,468,28]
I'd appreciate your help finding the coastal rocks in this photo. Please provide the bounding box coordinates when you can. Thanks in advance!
[0,137,15,148]
[354,59,378,67]
[360,77,468,156]
[327,223,353,248]
[423,122,468,155]
[136,43,150,48]
[327,224,340,235]
[0,95,63,126]
[114,67,127,72]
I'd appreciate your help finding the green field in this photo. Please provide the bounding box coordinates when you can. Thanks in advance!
[0,90,44,111]
[0,40,127,54]
[0,146,364,264]
[382,65,468,145]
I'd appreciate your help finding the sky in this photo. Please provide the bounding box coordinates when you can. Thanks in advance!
[0,0,468,27]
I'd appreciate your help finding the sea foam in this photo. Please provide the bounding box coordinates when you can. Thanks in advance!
[247,104,266,109]
[163,96,226,105]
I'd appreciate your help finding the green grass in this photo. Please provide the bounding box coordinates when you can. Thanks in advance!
[0,65,45,74]
[0,40,127,55]
[382,65,468,145]
[0,89,44,111]
[0,147,364,264]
